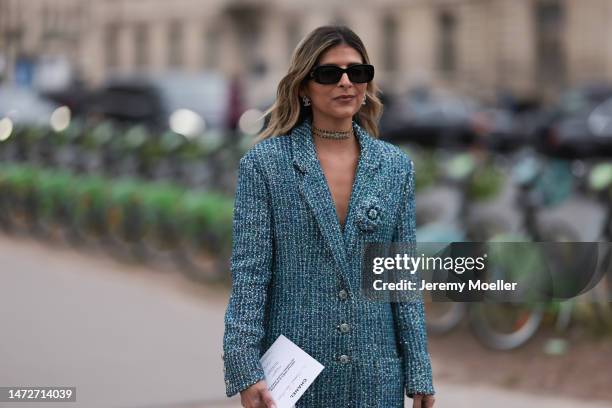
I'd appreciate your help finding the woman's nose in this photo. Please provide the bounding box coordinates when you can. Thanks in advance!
[338,72,353,86]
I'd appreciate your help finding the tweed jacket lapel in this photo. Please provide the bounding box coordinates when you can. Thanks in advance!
[291,118,382,292]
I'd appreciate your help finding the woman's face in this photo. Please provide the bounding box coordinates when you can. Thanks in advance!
[302,44,368,123]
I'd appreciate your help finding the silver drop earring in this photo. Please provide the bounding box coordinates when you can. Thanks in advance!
[302,95,311,106]
[362,95,367,106]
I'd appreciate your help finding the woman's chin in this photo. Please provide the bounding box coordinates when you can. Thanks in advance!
[313,106,359,121]
[328,108,359,120]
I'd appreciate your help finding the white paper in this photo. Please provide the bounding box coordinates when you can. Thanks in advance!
[260,334,325,408]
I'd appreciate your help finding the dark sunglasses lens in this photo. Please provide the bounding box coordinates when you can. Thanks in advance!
[348,65,374,83]
[316,66,343,84]
[312,65,374,84]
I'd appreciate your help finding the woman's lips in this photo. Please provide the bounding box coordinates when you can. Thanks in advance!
[334,96,355,102]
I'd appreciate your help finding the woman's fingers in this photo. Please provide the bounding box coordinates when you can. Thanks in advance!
[259,388,277,408]
[241,392,261,408]
[240,380,275,408]
[412,394,435,408]
[423,394,435,407]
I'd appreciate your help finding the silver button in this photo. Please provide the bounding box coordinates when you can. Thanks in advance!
[338,289,348,300]
[368,208,378,219]
[338,323,350,333]
[338,354,350,364]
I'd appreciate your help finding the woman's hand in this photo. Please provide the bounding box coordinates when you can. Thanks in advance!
[240,380,277,408]
[412,393,435,408]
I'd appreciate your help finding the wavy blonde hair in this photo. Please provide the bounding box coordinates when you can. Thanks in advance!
[256,25,383,142]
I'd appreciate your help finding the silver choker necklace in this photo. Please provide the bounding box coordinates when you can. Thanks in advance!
[312,125,354,140]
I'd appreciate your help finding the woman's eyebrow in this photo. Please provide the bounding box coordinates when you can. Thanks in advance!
[319,62,362,66]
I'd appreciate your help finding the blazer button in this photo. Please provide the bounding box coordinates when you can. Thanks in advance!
[338,289,348,300]
[338,323,350,333]
[338,354,350,364]
[367,208,378,220]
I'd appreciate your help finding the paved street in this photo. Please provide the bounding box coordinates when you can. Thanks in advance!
[0,234,237,408]
[1,234,610,408]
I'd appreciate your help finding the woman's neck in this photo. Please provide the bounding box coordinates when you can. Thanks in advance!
[310,116,358,154]
[311,116,353,133]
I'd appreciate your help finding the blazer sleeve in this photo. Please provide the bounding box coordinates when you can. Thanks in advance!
[222,153,274,397]
[391,158,435,397]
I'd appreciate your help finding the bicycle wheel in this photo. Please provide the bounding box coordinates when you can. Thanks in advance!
[425,300,467,335]
[468,302,544,350]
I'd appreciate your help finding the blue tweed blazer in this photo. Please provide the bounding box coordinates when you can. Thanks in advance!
[222,117,434,407]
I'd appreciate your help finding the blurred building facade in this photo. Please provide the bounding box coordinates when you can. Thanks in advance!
[2,0,612,104]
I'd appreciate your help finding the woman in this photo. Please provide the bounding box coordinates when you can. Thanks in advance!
[223,25,435,408]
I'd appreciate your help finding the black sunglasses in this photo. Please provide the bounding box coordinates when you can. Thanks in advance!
[309,64,375,85]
